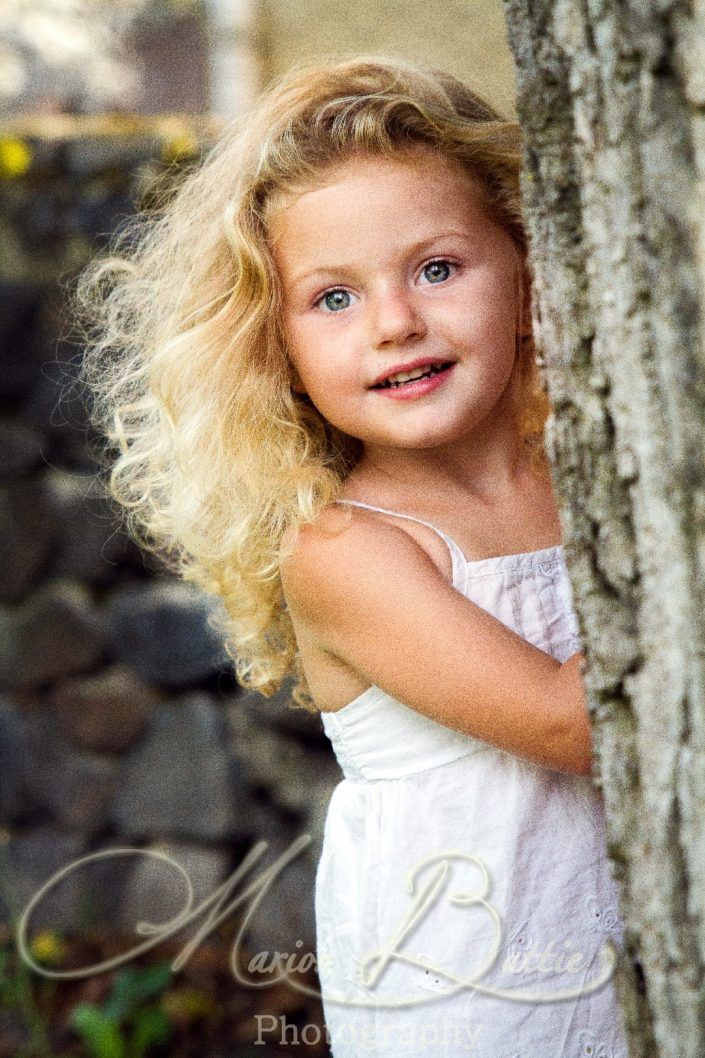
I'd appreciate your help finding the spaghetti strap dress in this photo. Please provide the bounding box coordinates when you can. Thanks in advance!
[313,498,628,1058]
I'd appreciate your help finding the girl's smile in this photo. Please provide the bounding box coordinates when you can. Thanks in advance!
[270,149,526,467]
[370,360,457,400]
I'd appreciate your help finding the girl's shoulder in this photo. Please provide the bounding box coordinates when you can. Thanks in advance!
[277,501,431,678]
[279,499,453,596]
[279,501,355,567]
[280,499,401,583]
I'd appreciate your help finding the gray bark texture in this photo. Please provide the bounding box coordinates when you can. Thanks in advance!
[502,1,705,1055]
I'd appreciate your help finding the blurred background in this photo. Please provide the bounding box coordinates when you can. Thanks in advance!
[0,2,517,1055]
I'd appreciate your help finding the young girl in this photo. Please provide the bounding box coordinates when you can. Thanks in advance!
[76,57,628,1057]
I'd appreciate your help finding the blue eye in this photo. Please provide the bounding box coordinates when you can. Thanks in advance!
[422,260,453,284]
[319,289,352,312]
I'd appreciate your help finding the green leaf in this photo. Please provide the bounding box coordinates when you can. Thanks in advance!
[102,963,173,1023]
[0,948,17,1007]
[130,1006,174,1058]
[70,1003,126,1058]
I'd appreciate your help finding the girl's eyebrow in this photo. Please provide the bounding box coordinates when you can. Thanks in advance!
[288,230,472,289]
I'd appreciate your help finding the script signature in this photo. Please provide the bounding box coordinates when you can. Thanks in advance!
[15,835,618,1010]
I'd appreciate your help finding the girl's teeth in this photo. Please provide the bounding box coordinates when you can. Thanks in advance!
[382,363,448,387]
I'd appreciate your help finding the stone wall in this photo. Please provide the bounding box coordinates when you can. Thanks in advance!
[0,121,339,1054]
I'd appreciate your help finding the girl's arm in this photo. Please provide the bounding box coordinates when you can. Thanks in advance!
[281,511,593,776]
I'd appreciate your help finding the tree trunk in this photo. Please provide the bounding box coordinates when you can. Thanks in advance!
[501,1,705,1055]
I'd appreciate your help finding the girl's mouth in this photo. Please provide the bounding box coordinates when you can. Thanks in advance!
[370,361,456,400]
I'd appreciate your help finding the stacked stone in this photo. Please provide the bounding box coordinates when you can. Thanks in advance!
[0,126,339,974]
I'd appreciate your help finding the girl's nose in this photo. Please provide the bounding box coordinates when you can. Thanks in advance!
[369,288,427,346]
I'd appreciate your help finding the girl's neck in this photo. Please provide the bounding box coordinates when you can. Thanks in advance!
[342,434,561,561]
[346,427,538,511]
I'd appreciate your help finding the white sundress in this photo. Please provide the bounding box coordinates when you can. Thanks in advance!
[313,498,628,1058]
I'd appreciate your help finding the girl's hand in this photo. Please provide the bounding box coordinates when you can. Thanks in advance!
[281,512,593,776]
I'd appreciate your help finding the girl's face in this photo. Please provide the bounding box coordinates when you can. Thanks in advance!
[270,150,526,454]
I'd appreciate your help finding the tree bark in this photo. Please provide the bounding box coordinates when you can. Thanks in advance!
[501,1,705,1055]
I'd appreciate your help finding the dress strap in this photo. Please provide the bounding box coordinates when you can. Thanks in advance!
[334,498,467,573]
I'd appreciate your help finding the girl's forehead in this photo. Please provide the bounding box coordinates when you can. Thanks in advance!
[267,149,496,246]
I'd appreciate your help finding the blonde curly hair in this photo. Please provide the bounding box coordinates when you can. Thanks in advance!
[74,55,550,712]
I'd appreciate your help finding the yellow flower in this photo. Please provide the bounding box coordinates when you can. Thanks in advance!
[29,929,66,965]
[161,133,198,163]
[0,138,32,178]
[161,987,215,1023]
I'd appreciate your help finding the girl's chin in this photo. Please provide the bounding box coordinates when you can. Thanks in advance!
[359,426,468,452]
